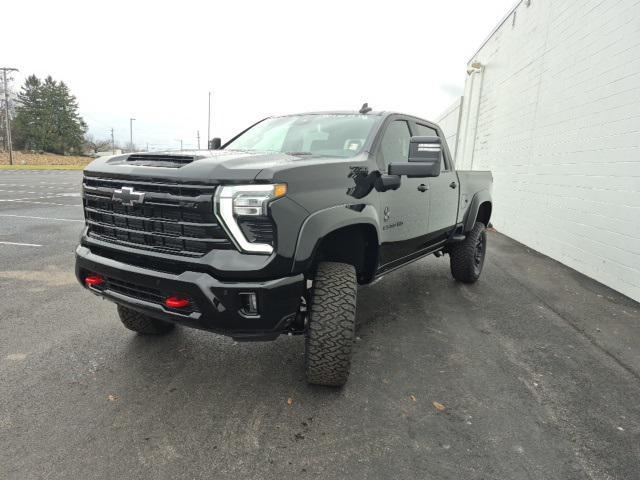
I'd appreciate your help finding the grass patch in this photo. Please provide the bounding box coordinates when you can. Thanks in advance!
[0,164,87,171]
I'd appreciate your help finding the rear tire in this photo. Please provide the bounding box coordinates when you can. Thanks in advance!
[449,221,487,283]
[305,262,357,387]
[117,305,176,335]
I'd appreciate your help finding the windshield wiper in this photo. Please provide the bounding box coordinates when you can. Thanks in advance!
[286,151,314,156]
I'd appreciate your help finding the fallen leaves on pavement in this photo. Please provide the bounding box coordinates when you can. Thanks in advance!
[432,401,446,412]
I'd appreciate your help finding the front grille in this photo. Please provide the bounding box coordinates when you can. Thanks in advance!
[82,176,233,256]
[105,277,199,313]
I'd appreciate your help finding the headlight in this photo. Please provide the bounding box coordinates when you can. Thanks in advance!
[215,184,286,254]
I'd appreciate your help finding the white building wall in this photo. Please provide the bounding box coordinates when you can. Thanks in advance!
[444,0,640,301]
[435,97,462,158]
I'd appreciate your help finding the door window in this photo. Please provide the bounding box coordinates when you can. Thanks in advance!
[379,120,411,166]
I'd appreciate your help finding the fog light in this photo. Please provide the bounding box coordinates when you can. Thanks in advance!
[239,292,258,315]
[165,296,191,309]
[85,275,105,287]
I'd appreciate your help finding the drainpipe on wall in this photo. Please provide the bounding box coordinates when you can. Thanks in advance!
[460,62,483,169]
[469,62,485,171]
[460,73,476,168]
[452,95,464,162]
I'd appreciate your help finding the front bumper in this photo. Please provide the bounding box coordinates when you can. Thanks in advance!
[75,245,305,341]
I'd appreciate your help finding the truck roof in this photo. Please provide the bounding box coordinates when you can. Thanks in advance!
[279,110,388,117]
[278,111,436,125]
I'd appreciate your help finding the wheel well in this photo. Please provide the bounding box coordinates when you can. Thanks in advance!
[476,202,492,226]
[312,224,378,284]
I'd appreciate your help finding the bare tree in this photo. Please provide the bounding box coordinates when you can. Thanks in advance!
[0,71,17,152]
[84,134,112,154]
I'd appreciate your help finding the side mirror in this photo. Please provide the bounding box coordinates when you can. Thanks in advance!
[374,174,401,192]
[409,135,441,165]
[388,162,439,178]
[208,137,222,150]
[388,135,442,178]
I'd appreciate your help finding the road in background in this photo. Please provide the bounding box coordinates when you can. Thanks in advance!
[1,171,639,480]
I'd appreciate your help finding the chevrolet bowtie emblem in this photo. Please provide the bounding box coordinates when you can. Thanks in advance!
[112,186,145,206]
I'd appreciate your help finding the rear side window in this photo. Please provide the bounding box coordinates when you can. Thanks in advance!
[379,120,411,166]
[414,123,447,171]
[414,124,437,137]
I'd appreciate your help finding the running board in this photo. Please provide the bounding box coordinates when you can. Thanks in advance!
[451,234,466,242]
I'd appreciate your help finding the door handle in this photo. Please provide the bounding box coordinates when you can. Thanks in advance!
[449,182,457,189]
[417,184,428,192]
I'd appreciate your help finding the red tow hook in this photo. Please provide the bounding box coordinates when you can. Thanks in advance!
[84,275,105,287]
[165,296,190,309]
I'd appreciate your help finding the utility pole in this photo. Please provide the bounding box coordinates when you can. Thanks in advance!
[129,117,136,151]
[197,130,200,150]
[207,91,211,147]
[180,139,183,151]
[1,67,19,165]
[110,128,115,154]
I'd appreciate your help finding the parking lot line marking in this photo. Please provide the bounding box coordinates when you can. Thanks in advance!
[0,199,81,207]
[0,184,76,187]
[0,241,43,247]
[0,189,80,195]
[0,214,84,222]
[0,193,80,200]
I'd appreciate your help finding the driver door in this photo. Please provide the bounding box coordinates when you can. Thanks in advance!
[376,118,431,268]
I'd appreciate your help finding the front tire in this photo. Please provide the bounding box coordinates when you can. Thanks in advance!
[305,262,357,387]
[117,305,176,335]
[449,221,487,283]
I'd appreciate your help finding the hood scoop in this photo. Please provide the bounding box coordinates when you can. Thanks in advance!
[126,154,195,168]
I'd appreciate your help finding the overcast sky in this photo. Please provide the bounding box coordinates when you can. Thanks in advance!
[5,0,515,151]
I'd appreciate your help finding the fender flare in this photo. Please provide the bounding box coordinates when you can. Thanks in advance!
[292,204,381,273]
[463,190,492,232]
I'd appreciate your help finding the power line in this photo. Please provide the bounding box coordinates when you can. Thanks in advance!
[1,67,19,165]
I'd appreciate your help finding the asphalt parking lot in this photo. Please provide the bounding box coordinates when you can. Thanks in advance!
[1,170,639,480]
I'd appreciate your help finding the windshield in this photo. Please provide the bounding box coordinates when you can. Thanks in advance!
[224,114,381,158]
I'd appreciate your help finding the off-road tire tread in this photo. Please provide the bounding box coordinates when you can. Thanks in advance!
[450,221,486,283]
[305,262,357,387]
[117,305,175,335]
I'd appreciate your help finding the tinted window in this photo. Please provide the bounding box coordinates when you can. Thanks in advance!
[414,124,437,137]
[225,114,381,158]
[414,123,447,170]
[379,120,411,165]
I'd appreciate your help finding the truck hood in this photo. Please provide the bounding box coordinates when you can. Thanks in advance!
[83,149,327,184]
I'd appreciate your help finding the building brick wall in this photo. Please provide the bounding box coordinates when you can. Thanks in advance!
[439,0,640,301]
[436,97,462,159]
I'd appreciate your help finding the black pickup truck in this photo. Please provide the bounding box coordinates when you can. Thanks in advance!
[76,108,492,386]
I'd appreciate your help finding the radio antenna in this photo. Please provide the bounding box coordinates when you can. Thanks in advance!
[359,102,372,114]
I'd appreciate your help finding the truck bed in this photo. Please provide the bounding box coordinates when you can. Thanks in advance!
[457,170,493,197]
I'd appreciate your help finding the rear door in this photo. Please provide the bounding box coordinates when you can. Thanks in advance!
[412,122,459,241]
[375,117,431,267]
